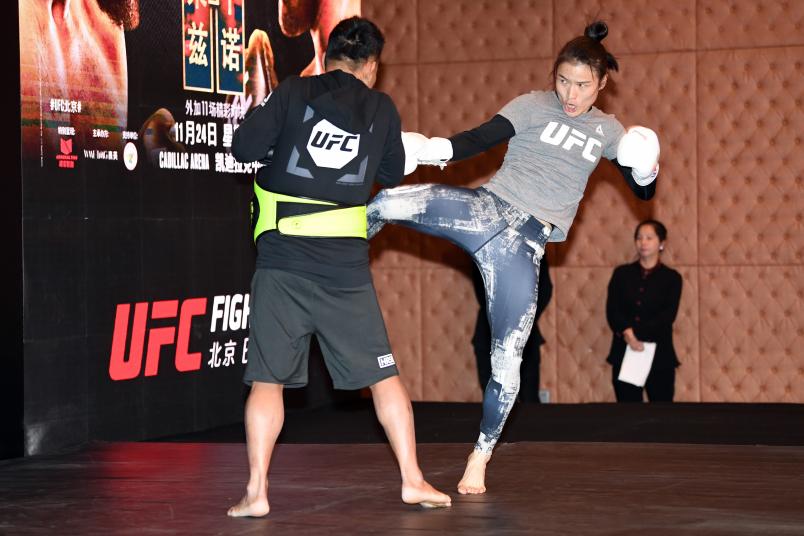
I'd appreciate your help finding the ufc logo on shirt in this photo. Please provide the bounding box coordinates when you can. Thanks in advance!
[539,121,602,163]
[307,119,360,169]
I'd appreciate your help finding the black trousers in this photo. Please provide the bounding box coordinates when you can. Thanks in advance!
[611,362,676,402]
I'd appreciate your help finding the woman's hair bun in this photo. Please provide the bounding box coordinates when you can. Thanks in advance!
[584,20,609,42]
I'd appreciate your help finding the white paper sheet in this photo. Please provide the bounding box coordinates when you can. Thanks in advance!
[617,342,657,387]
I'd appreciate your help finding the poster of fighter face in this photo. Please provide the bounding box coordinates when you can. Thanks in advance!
[18,0,360,454]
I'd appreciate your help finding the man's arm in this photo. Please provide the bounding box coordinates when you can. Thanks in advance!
[375,100,406,186]
[231,81,290,163]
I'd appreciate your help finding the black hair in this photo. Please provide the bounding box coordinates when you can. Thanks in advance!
[325,16,385,67]
[552,21,619,83]
[97,0,140,30]
[634,219,668,242]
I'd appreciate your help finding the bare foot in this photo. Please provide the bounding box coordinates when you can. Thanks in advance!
[402,480,452,508]
[227,492,270,518]
[457,451,491,495]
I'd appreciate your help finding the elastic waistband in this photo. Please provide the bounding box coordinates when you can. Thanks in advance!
[252,184,367,242]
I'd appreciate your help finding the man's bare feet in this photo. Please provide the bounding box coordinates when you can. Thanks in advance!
[227,490,270,518]
[457,450,491,494]
[402,480,452,508]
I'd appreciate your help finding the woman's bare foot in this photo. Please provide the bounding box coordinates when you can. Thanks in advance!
[227,489,270,518]
[402,479,452,508]
[457,450,491,494]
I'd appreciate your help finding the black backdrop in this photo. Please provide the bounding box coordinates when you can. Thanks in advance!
[5,0,24,460]
[18,0,325,456]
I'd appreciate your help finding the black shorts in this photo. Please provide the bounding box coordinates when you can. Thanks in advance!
[243,269,398,389]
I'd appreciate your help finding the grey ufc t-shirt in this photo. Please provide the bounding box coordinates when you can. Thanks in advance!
[484,90,625,242]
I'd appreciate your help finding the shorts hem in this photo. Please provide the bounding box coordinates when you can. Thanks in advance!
[332,368,398,391]
[243,376,306,388]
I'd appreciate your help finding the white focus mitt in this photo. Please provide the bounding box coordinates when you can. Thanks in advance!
[417,136,453,167]
[617,126,660,185]
[401,131,428,175]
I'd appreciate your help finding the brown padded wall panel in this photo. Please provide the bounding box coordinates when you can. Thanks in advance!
[362,0,418,65]
[372,268,424,399]
[376,65,419,134]
[419,0,552,63]
[697,47,804,266]
[421,268,482,402]
[551,164,653,268]
[600,53,698,266]
[370,224,423,271]
[673,267,701,402]
[417,60,555,137]
[554,0,696,55]
[555,267,613,402]
[698,0,804,50]
[700,266,804,402]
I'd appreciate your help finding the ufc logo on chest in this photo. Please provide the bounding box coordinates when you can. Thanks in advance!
[539,121,601,162]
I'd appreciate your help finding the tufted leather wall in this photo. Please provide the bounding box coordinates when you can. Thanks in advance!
[363,0,804,402]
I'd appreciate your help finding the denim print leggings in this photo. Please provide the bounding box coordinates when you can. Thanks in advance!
[368,185,549,454]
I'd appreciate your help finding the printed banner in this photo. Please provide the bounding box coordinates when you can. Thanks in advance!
[18,0,360,451]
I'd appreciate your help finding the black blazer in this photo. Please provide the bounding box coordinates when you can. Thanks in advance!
[606,262,682,370]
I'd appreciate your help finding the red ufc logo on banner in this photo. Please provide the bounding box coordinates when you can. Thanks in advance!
[108,298,207,381]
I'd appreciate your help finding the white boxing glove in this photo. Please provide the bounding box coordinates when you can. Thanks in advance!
[417,136,453,166]
[617,126,660,185]
[401,131,428,175]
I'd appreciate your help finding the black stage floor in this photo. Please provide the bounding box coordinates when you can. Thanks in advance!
[2,403,804,535]
[2,441,804,535]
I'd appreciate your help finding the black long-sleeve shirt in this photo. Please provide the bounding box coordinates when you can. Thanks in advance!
[231,70,405,287]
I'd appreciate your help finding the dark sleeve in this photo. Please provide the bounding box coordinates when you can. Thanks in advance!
[612,159,656,201]
[606,267,631,335]
[535,255,552,321]
[448,114,515,161]
[374,99,405,187]
[637,271,683,340]
[231,80,290,163]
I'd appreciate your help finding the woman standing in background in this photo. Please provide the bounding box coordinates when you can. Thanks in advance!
[606,220,682,402]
